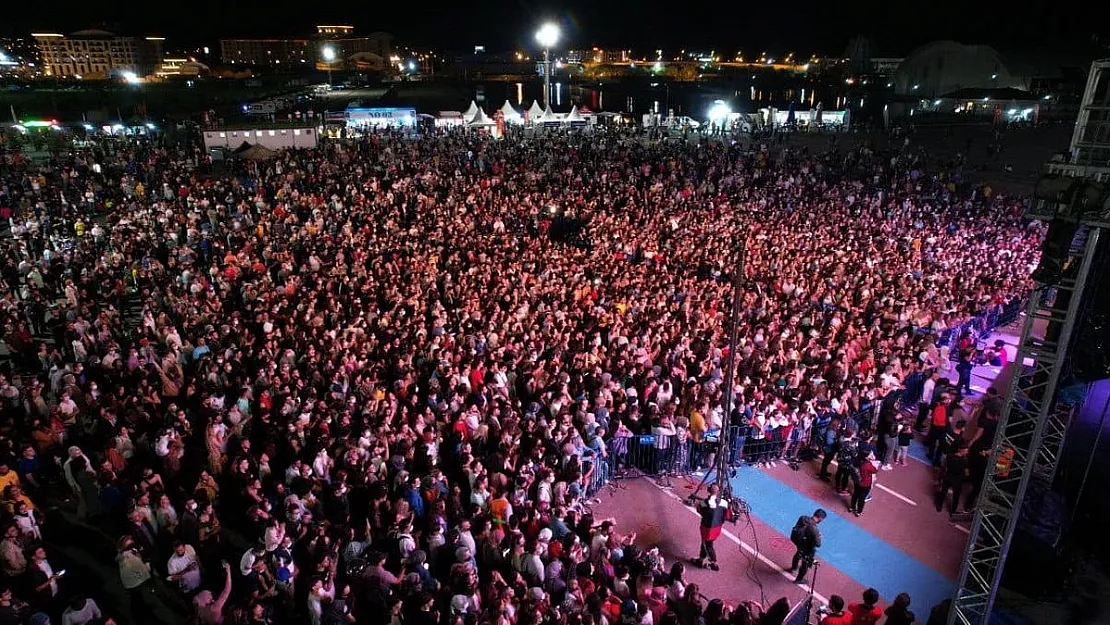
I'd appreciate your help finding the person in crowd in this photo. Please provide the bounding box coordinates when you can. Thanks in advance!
[882,592,916,625]
[849,452,879,517]
[936,440,970,516]
[818,595,851,625]
[60,595,102,625]
[787,509,826,584]
[847,588,884,625]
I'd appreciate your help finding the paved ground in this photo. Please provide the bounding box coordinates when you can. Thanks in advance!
[593,322,1025,620]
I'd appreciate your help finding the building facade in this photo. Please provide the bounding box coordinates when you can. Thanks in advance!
[33,30,163,78]
[221,26,392,71]
[219,38,312,67]
[567,48,632,64]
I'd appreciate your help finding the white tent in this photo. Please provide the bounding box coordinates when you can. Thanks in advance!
[462,100,480,122]
[500,100,523,123]
[538,106,561,124]
[565,106,586,124]
[469,108,497,126]
[526,100,545,122]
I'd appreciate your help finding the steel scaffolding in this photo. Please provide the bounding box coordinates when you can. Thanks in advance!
[949,224,1102,625]
[949,58,1110,625]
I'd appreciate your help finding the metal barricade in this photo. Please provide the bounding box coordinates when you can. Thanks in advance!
[582,299,1027,495]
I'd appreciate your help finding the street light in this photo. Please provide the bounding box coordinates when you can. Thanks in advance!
[535,22,560,109]
[321,46,336,86]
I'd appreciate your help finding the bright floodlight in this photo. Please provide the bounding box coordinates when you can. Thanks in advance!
[322,46,336,62]
[121,71,140,84]
[708,100,731,122]
[535,23,560,49]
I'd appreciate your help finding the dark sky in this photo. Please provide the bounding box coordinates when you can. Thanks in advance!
[10,0,1098,57]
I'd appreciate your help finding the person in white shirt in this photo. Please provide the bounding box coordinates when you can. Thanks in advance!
[61,596,103,625]
[13,503,41,541]
[239,545,266,577]
[167,542,203,593]
[918,370,940,431]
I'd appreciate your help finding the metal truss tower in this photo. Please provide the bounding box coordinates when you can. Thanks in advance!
[949,59,1110,625]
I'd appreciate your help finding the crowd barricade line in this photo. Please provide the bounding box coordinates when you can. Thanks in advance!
[583,298,1025,495]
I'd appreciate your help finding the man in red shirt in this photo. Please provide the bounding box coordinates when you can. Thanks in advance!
[847,588,883,625]
[818,595,852,625]
[850,453,879,517]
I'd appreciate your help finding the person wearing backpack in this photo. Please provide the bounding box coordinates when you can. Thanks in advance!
[834,430,859,494]
[786,508,826,584]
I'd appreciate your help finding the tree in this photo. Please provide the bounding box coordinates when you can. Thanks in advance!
[668,64,698,82]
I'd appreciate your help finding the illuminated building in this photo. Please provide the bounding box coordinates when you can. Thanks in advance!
[33,30,164,79]
[220,26,392,72]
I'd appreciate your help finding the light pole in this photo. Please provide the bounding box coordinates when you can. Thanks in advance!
[535,23,559,109]
[321,45,336,87]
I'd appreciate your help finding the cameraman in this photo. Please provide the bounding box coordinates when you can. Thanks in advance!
[818,595,851,625]
[693,484,731,571]
[787,508,826,584]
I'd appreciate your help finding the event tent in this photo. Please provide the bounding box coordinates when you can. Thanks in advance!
[537,106,561,125]
[462,101,481,122]
[469,108,497,126]
[565,106,587,124]
[232,142,275,160]
[526,100,545,123]
[499,100,523,123]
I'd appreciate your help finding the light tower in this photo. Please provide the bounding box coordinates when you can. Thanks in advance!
[535,23,560,109]
[321,45,336,87]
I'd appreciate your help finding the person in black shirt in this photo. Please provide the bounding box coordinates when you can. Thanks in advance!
[936,442,969,515]
[964,408,999,511]
[787,508,826,584]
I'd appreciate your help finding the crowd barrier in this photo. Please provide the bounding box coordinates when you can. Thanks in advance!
[580,297,1022,498]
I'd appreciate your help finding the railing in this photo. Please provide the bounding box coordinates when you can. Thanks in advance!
[580,297,1024,498]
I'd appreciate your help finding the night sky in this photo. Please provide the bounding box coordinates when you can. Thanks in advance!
[10,0,1098,57]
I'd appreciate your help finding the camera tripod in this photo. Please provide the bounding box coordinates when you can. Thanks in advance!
[800,559,821,625]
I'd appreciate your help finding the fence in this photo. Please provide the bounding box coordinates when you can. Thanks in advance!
[581,297,1024,497]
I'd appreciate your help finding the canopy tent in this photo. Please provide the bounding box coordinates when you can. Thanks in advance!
[565,106,587,124]
[499,100,523,123]
[576,105,593,115]
[526,100,545,122]
[462,101,480,122]
[537,106,561,125]
[469,109,497,126]
[232,142,275,160]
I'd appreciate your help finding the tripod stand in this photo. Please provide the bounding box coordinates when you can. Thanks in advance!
[802,559,820,625]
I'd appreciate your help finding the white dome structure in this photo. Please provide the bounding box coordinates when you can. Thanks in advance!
[892,41,1022,97]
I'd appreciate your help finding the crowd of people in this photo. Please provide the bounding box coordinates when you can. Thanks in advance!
[0,125,1041,625]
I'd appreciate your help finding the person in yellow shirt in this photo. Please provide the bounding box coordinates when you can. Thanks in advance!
[0,485,34,516]
[689,407,707,444]
[0,462,19,494]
